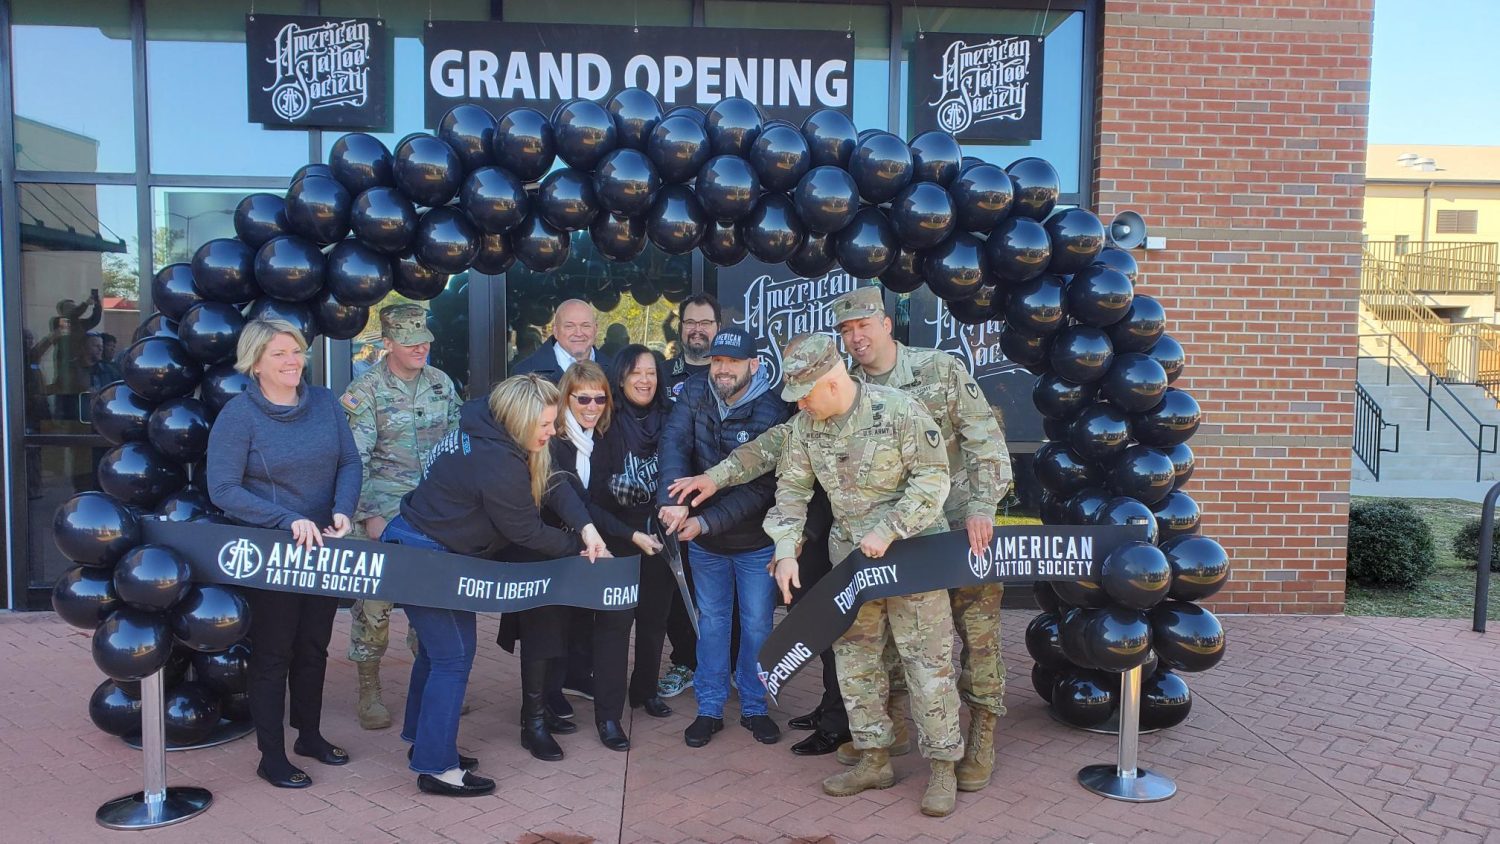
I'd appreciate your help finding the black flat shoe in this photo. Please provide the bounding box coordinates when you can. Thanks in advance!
[293,739,350,766]
[417,771,496,797]
[544,709,579,734]
[409,746,478,771]
[791,729,849,756]
[257,761,312,789]
[741,714,782,745]
[636,696,672,718]
[788,707,823,731]
[684,715,723,748]
[597,720,630,751]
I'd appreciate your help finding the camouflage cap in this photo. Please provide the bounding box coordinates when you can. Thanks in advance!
[827,286,885,326]
[780,332,841,402]
[379,303,434,346]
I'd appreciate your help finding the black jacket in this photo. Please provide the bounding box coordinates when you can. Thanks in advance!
[665,355,707,401]
[400,398,589,560]
[656,370,791,554]
[511,338,611,383]
[589,400,668,555]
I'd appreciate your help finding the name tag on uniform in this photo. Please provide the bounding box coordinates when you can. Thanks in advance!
[863,425,894,437]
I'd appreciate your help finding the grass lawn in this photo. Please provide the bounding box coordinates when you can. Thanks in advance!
[1345,496,1500,621]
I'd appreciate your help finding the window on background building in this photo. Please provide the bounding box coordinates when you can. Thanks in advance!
[10,0,136,174]
[144,0,310,177]
[899,8,1086,195]
[1436,210,1479,235]
[1395,234,1411,255]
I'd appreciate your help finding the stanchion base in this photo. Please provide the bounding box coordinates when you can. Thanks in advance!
[1077,764,1176,803]
[1048,708,1161,735]
[96,786,212,830]
[122,719,254,752]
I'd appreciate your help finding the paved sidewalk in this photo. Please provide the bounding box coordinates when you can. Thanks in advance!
[1,610,1496,842]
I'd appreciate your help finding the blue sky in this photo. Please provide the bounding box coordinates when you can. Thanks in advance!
[1368,0,1497,145]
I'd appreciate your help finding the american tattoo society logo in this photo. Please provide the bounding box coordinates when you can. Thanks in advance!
[925,308,1024,383]
[218,538,264,580]
[265,18,373,121]
[736,270,860,385]
[929,36,1035,135]
[968,546,993,579]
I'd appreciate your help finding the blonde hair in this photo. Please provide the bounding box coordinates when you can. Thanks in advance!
[234,319,308,377]
[556,361,612,437]
[488,374,560,507]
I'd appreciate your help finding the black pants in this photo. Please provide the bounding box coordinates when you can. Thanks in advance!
[512,605,570,663]
[245,589,339,761]
[629,552,674,706]
[667,542,740,672]
[569,608,632,721]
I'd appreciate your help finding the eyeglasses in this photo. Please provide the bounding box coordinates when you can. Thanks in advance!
[682,319,718,330]
[571,394,608,406]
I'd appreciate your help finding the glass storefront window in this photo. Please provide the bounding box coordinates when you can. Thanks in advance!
[354,283,473,399]
[900,10,1085,194]
[27,444,109,588]
[10,0,135,173]
[151,187,250,268]
[145,0,310,176]
[502,0,692,26]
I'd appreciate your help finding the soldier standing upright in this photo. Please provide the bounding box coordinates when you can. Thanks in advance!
[341,304,463,730]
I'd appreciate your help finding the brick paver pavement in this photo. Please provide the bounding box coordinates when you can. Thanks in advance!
[2,610,1496,842]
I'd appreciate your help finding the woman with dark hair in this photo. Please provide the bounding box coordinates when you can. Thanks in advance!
[590,344,677,720]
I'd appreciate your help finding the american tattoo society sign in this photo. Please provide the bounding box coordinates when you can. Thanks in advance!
[716,262,878,389]
[912,33,1043,141]
[908,294,1044,443]
[247,14,388,128]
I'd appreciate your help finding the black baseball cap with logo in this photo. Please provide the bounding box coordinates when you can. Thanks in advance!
[708,328,755,360]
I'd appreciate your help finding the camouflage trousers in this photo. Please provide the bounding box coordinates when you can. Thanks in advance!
[348,600,420,664]
[886,583,1007,717]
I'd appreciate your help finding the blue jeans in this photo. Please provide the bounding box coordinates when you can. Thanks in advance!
[382,515,476,775]
[689,542,776,718]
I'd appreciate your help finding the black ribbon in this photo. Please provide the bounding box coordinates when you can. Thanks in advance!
[141,520,642,612]
[754,524,1150,702]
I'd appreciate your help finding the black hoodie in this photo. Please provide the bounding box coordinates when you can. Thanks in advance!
[401,398,590,561]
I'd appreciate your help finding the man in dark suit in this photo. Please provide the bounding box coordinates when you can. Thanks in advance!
[510,299,608,382]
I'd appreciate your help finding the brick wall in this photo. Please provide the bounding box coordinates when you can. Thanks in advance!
[1095,1,1374,613]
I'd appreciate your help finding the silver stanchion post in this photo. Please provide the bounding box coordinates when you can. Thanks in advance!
[96,669,213,830]
[1077,664,1176,802]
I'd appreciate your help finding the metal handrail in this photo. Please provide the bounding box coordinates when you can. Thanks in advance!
[1353,382,1399,480]
[1363,241,1499,294]
[1473,480,1500,632]
[1358,332,1498,481]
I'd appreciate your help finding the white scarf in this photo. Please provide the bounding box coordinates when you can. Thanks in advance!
[564,408,595,488]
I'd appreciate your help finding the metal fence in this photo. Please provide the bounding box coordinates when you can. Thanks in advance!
[1353,382,1398,480]
[1362,241,1499,294]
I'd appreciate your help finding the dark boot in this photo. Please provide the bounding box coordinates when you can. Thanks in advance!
[519,660,563,762]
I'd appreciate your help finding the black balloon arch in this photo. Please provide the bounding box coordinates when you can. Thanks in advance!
[55,89,1227,755]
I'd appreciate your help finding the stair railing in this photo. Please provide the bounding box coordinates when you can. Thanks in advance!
[1352,382,1399,480]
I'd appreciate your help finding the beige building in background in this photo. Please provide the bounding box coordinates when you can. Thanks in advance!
[1364,144,1500,248]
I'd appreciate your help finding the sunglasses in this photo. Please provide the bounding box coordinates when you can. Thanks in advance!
[571,394,608,406]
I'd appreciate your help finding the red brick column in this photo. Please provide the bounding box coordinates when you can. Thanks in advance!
[1095,2,1374,613]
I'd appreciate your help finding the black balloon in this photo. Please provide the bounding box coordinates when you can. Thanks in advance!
[1149,600,1226,673]
[1033,441,1104,498]
[664,105,706,126]
[221,690,252,722]
[147,398,211,464]
[647,185,708,255]
[1094,496,1161,545]
[950,163,1014,233]
[192,642,250,696]
[113,544,192,612]
[1066,265,1135,328]
[834,207,898,279]
[984,217,1051,285]
[155,487,217,523]
[1058,607,1100,665]
[787,231,838,278]
[460,166,529,236]
[801,108,857,168]
[1107,294,1167,353]
[1094,246,1140,284]
[1165,442,1195,489]
[890,181,956,251]
[392,251,447,301]
[253,236,325,302]
[538,168,601,231]
[123,336,203,402]
[646,114,712,184]
[152,264,201,321]
[313,290,369,341]
[53,490,141,567]
[438,104,498,172]
[135,313,180,341]
[328,133,395,196]
[1152,491,1201,540]
[592,148,660,218]
[285,175,352,244]
[1025,612,1070,670]
[198,362,253,416]
[1100,541,1173,610]
[93,606,173,682]
[1004,274,1068,336]
[946,287,999,326]
[1031,663,1059,703]
[1045,208,1106,275]
[394,134,464,207]
[116,649,189,698]
[705,97,763,157]
[590,213,648,262]
[1133,388,1202,448]
[53,566,121,629]
[1146,335,1186,384]
[177,302,245,365]
[510,212,572,271]
[1140,670,1192,730]
[1069,403,1132,462]
[90,679,144,737]
[1100,352,1169,414]
[1055,579,1110,611]
[316,240,389,310]
[1039,489,1072,525]
[232,193,290,250]
[793,165,860,234]
[91,382,154,446]
[607,87,664,150]
[245,298,317,344]
[351,186,419,254]
[631,278,663,306]
[418,206,482,274]
[172,584,251,653]
[1052,672,1115,728]
[553,98,618,170]
[849,131,913,204]
[191,238,259,304]
[999,328,1051,373]
[697,155,761,222]
[1162,535,1229,601]
[908,130,963,187]
[471,233,515,275]
[1085,607,1153,672]
[699,220,749,267]
[742,192,805,264]
[492,108,557,181]
[1007,157,1061,220]
[1067,486,1112,524]
[291,163,334,186]
[748,123,811,192]
[1049,325,1114,384]
[877,247,926,294]
[163,682,223,746]
[1034,581,1062,614]
[923,231,987,301]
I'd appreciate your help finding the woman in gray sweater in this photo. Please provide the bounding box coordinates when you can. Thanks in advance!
[207,319,362,789]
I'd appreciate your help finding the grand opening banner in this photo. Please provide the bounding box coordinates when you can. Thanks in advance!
[423,21,854,125]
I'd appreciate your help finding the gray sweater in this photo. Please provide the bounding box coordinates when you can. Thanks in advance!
[207,383,362,529]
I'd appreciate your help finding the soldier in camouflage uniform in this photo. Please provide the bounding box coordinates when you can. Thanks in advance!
[341,304,463,730]
[755,333,966,818]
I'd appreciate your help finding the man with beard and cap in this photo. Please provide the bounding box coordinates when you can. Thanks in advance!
[656,328,790,748]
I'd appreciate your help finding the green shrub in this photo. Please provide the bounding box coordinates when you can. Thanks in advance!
[1347,499,1436,587]
[1451,516,1500,571]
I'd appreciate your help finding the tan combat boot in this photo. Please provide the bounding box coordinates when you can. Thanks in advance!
[822,748,896,796]
[921,760,958,817]
[837,691,912,765]
[356,661,392,730]
[956,710,997,792]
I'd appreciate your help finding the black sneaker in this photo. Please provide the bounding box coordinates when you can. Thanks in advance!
[740,715,781,745]
[684,715,724,748]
